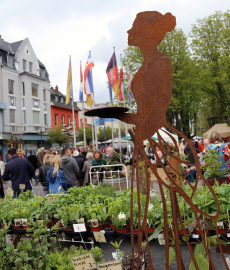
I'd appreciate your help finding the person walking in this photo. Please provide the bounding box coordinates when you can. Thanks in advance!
[61,147,79,189]
[46,155,67,194]
[27,149,39,184]
[37,154,54,196]
[79,146,87,161]
[82,152,94,186]
[2,147,35,196]
[73,150,85,187]
[91,149,107,183]
[0,158,5,198]
[37,148,44,168]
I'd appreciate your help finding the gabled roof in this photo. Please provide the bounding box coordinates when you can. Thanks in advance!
[0,39,14,54]
[10,40,23,53]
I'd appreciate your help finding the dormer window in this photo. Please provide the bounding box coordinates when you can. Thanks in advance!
[60,97,64,103]
[55,95,58,102]
[41,68,45,77]
[8,55,13,66]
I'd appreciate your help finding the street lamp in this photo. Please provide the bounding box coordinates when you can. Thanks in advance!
[62,124,72,148]
[37,129,45,148]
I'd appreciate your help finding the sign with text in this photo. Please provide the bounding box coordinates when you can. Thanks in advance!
[93,232,106,243]
[7,187,14,197]
[47,197,56,202]
[71,253,96,270]
[73,224,86,233]
[97,260,122,270]
[19,184,25,190]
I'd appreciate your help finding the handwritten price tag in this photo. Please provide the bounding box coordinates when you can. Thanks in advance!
[19,184,25,190]
[97,260,122,270]
[93,232,106,243]
[71,253,96,270]
[47,197,56,202]
[7,187,14,197]
[73,224,86,232]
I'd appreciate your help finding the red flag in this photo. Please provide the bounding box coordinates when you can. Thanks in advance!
[106,52,119,98]
[119,67,124,101]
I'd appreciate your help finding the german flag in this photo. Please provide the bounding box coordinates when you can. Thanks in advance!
[106,52,119,98]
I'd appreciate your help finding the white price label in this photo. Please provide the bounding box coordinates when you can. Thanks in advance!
[100,230,105,233]
[73,224,86,232]
[192,234,199,238]
[217,221,224,228]
[112,252,119,260]
[158,233,165,245]
[227,233,230,237]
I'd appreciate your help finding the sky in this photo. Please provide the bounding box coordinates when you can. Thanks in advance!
[0,0,229,104]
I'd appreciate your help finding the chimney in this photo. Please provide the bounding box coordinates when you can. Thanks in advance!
[55,85,58,91]
[50,86,54,90]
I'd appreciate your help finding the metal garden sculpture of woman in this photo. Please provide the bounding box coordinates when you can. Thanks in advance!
[86,11,228,270]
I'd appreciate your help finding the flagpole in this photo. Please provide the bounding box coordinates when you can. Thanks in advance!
[89,51,98,150]
[120,54,129,157]
[113,47,121,159]
[69,56,76,149]
[80,61,87,149]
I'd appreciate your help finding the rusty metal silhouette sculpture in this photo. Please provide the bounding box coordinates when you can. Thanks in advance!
[85,11,229,270]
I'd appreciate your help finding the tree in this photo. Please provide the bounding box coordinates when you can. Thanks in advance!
[78,126,92,145]
[97,126,118,141]
[3,126,23,148]
[190,10,230,124]
[46,124,67,146]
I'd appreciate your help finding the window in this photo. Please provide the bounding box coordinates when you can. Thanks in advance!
[61,115,64,126]
[55,114,58,126]
[23,59,26,71]
[8,79,14,94]
[22,82,25,96]
[8,55,13,66]
[22,98,25,108]
[9,109,15,123]
[67,116,70,126]
[55,95,58,102]
[23,110,26,124]
[33,111,40,124]
[32,83,38,97]
[44,114,47,126]
[29,62,33,72]
[60,97,64,103]
[43,89,46,102]
[44,103,47,111]
[9,97,16,106]
[41,68,45,77]
[33,99,40,108]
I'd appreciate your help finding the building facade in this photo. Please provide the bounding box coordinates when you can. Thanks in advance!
[0,36,51,160]
[50,86,80,147]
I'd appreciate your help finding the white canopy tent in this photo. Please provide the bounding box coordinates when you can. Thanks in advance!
[144,128,179,153]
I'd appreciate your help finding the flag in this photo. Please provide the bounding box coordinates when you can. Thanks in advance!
[106,52,119,98]
[66,57,72,104]
[119,67,124,101]
[84,53,94,106]
[108,81,113,104]
[79,62,83,103]
[127,62,134,103]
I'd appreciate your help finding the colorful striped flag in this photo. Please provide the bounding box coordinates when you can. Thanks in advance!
[66,57,72,104]
[127,62,134,103]
[79,62,83,102]
[106,52,119,98]
[119,66,124,101]
[84,53,94,106]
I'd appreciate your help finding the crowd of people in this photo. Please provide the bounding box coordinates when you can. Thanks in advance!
[1,131,230,198]
[0,145,116,198]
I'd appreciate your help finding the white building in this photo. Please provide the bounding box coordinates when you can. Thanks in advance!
[0,36,51,160]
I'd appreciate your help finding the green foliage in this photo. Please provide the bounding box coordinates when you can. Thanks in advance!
[202,149,228,179]
[78,126,92,145]
[169,247,175,265]
[46,124,67,146]
[97,126,118,141]
[190,10,230,124]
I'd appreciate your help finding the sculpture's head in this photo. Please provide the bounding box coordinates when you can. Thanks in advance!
[128,11,176,47]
